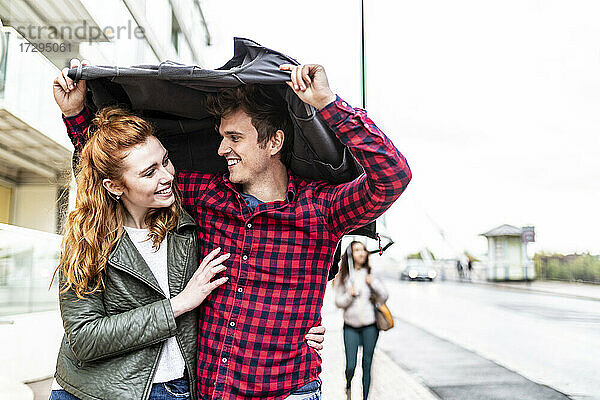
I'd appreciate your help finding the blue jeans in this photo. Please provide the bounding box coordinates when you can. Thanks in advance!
[149,378,190,399]
[283,380,321,400]
[48,390,79,400]
[49,378,190,400]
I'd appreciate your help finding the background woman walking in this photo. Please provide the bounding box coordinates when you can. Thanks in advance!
[335,241,389,400]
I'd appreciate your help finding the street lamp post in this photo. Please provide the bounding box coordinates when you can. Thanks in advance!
[360,0,366,110]
[0,18,5,69]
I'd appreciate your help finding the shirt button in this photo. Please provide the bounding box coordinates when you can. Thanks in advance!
[242,255,248,260]
[230,321,235,327]
[246,223,252,228]
[222,357,227,363]
[237,288,243,293]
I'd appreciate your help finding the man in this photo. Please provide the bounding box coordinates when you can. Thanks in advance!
[54,59,412,400]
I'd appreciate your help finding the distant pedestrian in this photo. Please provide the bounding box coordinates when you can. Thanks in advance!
[335,241,389,400]
[467,258,473,280]
[456,259,464,280]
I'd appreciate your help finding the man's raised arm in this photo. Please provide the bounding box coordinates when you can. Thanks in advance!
[54,58,91,168]
[279,64,412,239]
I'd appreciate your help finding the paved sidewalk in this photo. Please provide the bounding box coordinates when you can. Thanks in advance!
[320,285,439,400]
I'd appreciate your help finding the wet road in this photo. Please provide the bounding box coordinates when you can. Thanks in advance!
[377,279,600,399]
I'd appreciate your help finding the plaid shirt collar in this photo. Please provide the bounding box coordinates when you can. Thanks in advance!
[220,171,298,204]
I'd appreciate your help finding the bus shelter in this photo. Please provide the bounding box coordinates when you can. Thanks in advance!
[481,224,535,281]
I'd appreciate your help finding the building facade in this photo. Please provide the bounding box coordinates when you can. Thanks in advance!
[0,0,211,315]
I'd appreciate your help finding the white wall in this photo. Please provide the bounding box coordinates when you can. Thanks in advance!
[13,184,57,233]
[2,28,72,150]
[77,0,207,65]
[507,237,522,265]
[78,0,159,65]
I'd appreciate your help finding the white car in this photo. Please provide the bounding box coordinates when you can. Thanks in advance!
[400,259,437,281]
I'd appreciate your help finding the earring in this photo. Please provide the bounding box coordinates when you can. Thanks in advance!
[116,195,121,200]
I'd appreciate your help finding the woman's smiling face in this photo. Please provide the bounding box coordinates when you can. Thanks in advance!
[108,136,176,213]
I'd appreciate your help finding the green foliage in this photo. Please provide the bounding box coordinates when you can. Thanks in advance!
[406,251,422,260]
[406,248,436,260]
[534,253,600,283]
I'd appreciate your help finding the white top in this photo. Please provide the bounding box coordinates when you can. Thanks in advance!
[123,226,186,383]
[334,268,389,328]
[52,226,184,391]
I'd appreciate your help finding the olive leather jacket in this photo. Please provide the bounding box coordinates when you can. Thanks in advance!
[54,211,200,400]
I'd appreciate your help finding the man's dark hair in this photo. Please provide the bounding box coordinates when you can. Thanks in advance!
[206,84,294,166]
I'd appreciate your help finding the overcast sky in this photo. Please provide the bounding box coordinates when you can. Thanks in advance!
[200,0,600,259]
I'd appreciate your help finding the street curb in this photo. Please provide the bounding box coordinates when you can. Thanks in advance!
[373,348,440,400]
[380,312,574,400]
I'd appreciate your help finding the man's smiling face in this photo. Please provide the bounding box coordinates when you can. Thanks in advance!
[217,108,275,186]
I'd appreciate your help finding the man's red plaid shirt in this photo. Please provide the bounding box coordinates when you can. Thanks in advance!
[63,96,411,400]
